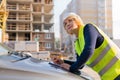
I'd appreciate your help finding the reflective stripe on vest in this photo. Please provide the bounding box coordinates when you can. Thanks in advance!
[99,56,118,76]
[89,44,111,67]
[75,23,120,80]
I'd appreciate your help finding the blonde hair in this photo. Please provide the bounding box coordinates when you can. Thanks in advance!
[63,13,84,27]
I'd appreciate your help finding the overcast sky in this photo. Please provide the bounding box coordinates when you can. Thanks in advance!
[54,0,72,38]
[112,0,120,39]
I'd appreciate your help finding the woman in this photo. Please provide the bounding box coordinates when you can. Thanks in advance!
[53,13,120,80]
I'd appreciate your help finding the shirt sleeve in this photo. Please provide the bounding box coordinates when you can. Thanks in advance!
[69,23,99,73]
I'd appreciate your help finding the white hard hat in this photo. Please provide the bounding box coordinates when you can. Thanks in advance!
[63,12,80,21]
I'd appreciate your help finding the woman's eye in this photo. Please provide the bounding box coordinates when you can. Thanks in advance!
[64,22,67,26]
[68,19,72,22]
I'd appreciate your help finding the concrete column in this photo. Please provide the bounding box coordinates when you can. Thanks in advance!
[41,5,44,32]
[16,3,19,20]
[41,24,44,32]
[30,23,33,41]
[30,3,33,21]
[41,4,44,13]
[16,33,18,41]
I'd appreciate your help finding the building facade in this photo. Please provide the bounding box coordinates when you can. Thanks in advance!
[6,0,55,51]
[67,0,113,38]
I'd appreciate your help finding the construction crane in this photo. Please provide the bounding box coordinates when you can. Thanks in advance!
[0,0,8,43]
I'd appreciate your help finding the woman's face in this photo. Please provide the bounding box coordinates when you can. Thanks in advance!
[63,17,78,34]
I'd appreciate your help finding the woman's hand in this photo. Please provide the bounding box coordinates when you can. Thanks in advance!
[52,57,64,65]
[60,63,70,71]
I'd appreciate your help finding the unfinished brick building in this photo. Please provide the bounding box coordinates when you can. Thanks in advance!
[6,0,55,51]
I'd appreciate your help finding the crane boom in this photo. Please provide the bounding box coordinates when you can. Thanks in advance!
[0,0,8,42]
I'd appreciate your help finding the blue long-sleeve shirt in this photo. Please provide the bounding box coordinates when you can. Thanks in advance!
[66,23,104,73]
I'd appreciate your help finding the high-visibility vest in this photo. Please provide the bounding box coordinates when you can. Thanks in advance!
[75,24,120,80]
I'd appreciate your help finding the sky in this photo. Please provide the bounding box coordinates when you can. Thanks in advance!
[54,0,72,38]
[54,0,120,39]
[112,0,120,39]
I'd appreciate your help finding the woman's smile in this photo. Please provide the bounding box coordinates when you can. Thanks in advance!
[67,25,72,30]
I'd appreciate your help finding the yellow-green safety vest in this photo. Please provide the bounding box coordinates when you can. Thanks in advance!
[75,24,120,80]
